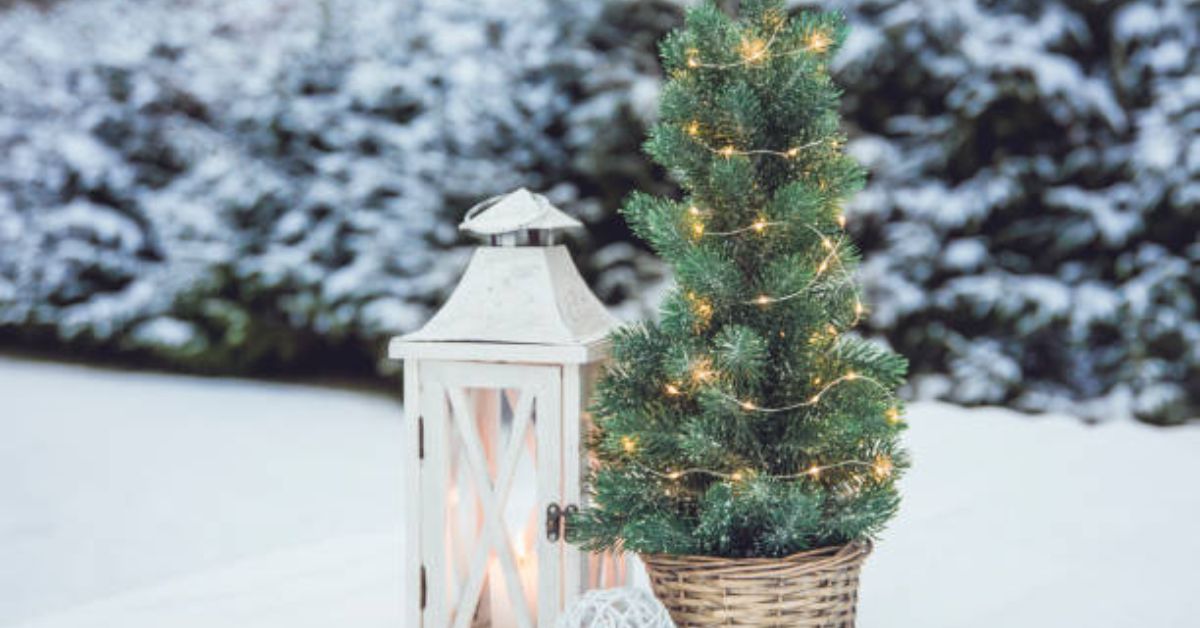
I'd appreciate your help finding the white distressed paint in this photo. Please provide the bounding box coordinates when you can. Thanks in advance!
[396,246,618,348]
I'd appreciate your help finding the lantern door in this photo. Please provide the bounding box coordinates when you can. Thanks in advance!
[416,360,562,628]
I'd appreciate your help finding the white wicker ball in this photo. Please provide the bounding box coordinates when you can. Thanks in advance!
[557,587,674,628]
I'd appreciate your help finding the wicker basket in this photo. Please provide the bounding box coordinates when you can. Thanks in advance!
[640,541,872,627]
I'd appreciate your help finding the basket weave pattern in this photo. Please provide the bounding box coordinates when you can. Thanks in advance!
[641,541,871,627]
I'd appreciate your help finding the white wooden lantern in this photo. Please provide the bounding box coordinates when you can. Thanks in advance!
[390,188,627,627]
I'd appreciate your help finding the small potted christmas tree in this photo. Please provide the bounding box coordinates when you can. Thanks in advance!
[570,2,908,624]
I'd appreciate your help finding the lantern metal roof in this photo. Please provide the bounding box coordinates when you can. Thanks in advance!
[459,187,582,236]
[391,190,618,364]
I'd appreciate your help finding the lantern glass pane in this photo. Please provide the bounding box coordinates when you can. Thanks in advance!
[443,385,540,627]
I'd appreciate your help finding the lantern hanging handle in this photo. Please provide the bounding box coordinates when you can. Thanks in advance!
[463,193,507,224]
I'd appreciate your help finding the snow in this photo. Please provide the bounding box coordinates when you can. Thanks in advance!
[863,403,1200,628]
[824,0,1200,422]
[0,0,657,376]
[5,535,402,628]
[129,317,199,349]
[941,238,986,272]
[2,355,1199,627]
[0,357,404,627]
[1113,2,1161,40]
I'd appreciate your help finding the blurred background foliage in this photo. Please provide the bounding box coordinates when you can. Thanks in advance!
[0,0,1196,423]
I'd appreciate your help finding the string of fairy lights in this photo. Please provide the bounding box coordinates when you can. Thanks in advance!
[718,371,889,413]
[620,433,896,486]
[618,21,899,491]
[665,356,895,416]
[680,79,856,311]
[693,135,829,160]
[643,355,902,487]
[631,456,895,484]
[683,15,835,71]
[700,219,784,237]
[685,220,866,324]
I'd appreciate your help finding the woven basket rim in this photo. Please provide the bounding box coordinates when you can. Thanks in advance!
[639,539,871,570]
[639,540,873,626]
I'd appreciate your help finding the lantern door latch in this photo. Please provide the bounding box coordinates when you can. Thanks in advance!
[417,416,425,460]
[545,502,578,542]
[419,565,427,610]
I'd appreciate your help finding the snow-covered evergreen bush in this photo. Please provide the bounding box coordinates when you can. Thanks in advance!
[0,0,661,376]
[2,0,1196,423]
[819,0,1199,423]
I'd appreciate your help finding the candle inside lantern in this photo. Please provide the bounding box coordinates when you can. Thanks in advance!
[515,529,539,615]
[487,516,538,627]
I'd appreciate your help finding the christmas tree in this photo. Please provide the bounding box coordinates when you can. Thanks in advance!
[571,0,909,559]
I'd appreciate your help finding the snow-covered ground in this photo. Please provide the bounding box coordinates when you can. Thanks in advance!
[1,355,1197,627]
[0,357,405,627]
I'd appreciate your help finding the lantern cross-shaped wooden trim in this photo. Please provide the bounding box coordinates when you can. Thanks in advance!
[390,189,627,627]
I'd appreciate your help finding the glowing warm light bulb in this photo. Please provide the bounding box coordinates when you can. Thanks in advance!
[809,394,821,404]
[740,37,768,62]
[719,145,736,158]
[807,464,821,478]
[846,371,859,381]
[688,205,702,216]
[691,360,715,383]
[886,407,901,424]
[855,302,865,316]
[808,31,831,53]
[692,222,705,237]
[664,383,681,396]
[685,120,701,136]
[730,470,744,482]
[786,147,800,158]
[826,324,838,336]
[515,536,529,563]
[817,260,829,273]
[821,238,834,250]
[873,455,894,479]
[755,295,772,306]
[740,400,757,411]
[837,215,847,228]
[668,470,683,480]
[686,49,700,68]
[752,219,768,233]
[813,376,822,385]
[621,436,637,453]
